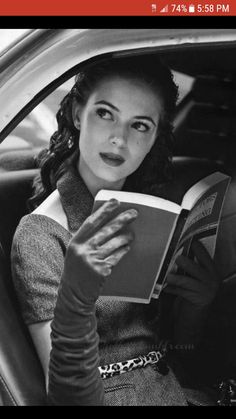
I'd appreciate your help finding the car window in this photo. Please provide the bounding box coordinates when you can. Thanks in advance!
[173,70,195,104]
[0,78,74,154]
[0,29,30,56]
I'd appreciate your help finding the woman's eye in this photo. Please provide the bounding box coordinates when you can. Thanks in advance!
[96,108,113,120]
[132,121,150,132]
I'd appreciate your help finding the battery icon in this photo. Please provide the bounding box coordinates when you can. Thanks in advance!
[189,4,195,12]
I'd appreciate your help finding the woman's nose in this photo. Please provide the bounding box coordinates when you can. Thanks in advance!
[109,128,127,148]
[109,136,125,147]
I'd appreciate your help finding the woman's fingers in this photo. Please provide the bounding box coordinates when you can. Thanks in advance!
[89,209,138,247]
[163,283,198,303]
[163,283,210,308]
[92,232,134,259]
[167,273,203,292]
[175,240,220,284]
[77,199,120,240]
[175,254,207,282]
[165,270,218,306]
[191,240,218,277]
[164,276,208,306]
[92,244,131,277]
[69,200,138,278]
[87,241,132,277]
[103,245,131,270]
[163,241,221,309]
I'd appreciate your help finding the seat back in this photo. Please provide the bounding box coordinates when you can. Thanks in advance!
[0,169,47,405]
[161,156,229,204]
[174,73,236,166]
[0,169,38,259]
[214,166,236,286]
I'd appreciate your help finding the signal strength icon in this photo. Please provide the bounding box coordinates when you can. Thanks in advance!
[160,4,168,12]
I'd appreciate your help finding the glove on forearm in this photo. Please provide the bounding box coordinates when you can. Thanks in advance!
[47,278,104,406]
[47,199,133,405]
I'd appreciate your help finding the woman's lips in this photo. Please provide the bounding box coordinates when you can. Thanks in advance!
[99,152,125,167]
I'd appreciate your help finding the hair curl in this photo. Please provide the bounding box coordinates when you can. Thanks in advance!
[28,54,178,210]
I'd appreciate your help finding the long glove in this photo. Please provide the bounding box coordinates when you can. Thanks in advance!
[47,199,137,405]
[47,275,104,405]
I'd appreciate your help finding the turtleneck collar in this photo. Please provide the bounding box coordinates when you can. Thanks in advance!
[56,164,94,233]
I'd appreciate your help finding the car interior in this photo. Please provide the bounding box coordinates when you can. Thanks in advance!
[1,41,236,405]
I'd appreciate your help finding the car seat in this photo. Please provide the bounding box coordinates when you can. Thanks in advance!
[0,167,47,405]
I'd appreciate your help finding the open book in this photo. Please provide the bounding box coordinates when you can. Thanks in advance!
[93,172,231,304]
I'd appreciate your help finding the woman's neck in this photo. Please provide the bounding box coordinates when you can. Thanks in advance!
[77,158,125,197]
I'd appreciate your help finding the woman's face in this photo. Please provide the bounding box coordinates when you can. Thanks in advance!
[73,75,163,190]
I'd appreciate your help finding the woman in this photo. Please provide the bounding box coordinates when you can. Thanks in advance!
[11,55,220,405]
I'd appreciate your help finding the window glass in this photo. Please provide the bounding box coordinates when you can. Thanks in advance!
[0,78,74,154]
[172,71,195,104]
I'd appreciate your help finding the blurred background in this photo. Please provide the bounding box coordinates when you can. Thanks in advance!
[0,29,74,153]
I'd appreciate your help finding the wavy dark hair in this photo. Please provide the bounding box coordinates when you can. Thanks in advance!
[28,54,178,210]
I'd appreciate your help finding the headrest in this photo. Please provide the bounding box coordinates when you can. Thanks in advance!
[0,148,42,171]
[164,156,227,204]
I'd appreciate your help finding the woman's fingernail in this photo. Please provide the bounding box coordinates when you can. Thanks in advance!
[108,199,120,207]
[128,209,138,217]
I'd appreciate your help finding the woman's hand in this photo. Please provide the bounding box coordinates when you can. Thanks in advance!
[62,198,138,305]
[164,240,221,309]
[49,199,137,406]
[163,240,221,346]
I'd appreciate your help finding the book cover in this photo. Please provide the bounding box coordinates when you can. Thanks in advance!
[93,171,231,303]
[153,172,231,298]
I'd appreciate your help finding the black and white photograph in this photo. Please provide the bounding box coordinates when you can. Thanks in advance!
[0,26,236,406]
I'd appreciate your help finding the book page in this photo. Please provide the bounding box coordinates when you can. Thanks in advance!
[95,189,181,213]
[181,172,231,211]
[178,174,231,255]
[152,174,231,300]
[93,190,181,303]
[166,173,231,283]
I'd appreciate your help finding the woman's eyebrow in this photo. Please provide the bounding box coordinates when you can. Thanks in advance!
[95,100,156,126]
[95,100,119,111]
[135,116,157,127]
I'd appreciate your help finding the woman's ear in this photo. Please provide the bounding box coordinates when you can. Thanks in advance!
[72,99,81,130]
